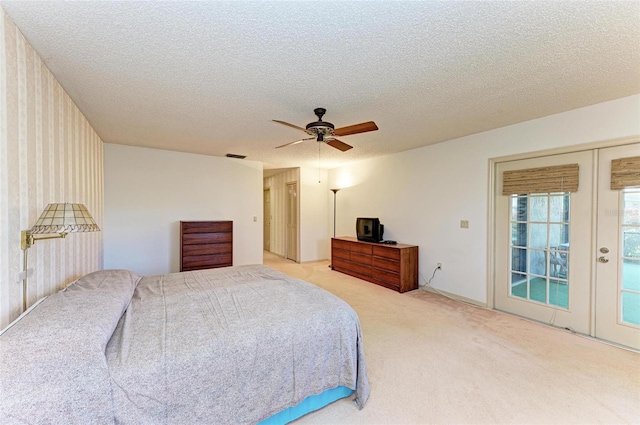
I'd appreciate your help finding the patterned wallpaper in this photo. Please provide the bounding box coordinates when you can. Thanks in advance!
[0,9,104,329]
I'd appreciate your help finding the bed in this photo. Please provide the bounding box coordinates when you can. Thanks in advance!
[0,265,369,424]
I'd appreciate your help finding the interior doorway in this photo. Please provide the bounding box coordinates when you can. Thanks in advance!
[285,181,298,262]
[493,142,640,350]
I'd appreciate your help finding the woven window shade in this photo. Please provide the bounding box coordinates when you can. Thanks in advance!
[502,164,579,195]
[611,156,640,190]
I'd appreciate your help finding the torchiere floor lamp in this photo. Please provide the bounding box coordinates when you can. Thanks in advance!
[329,188,340,269]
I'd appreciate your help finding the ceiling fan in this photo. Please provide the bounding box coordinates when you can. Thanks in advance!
[274,108,378,151]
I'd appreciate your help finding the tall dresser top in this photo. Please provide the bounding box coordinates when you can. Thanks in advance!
[333,236,417,249]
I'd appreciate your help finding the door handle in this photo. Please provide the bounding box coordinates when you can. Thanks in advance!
[598,256,609,263]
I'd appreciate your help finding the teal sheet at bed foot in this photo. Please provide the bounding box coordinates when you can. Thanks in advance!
[258,386,354,425]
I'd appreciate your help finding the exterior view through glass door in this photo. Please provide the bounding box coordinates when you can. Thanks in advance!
[510,193,570,309]
[495,144,640,350]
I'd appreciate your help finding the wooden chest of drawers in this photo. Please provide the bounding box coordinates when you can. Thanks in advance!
[331,237,418,293]
[180,221,233,272]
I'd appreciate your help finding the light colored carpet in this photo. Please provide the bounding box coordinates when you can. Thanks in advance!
[263,251,640,425]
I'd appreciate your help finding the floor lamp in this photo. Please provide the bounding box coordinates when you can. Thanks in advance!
[330,188,340,269]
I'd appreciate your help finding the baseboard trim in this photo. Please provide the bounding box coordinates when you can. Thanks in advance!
[419,285,488,308]
[301,259,329,264]
[263,250,328,265]
[494,308,640,354]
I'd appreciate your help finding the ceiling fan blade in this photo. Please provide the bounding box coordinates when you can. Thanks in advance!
[273,120,308,132]
[327,139,353,152]
[334,121,378,137]
[275,137,315,149]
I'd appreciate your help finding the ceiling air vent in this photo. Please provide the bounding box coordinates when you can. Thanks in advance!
[226,153,246,159]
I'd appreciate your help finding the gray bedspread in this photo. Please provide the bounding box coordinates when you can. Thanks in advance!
[0,265,369,424]
[106,264,369,424]
[0,269,140,424]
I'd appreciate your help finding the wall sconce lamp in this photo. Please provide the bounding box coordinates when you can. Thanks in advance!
[20,203,100,311]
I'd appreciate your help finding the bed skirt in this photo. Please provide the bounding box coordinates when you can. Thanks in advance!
[258,386,354,424]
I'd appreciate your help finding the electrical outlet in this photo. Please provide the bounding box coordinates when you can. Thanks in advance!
[437,262,442,270]
[460,220,469,229]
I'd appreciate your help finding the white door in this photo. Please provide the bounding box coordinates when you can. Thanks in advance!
[495,143,640,349]
[495,151,595,334]
[285,182,298,262]
[595,144,640,349]
[263,188,271,251]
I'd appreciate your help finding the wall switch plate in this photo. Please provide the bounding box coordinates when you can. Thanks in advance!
[253,216,258,222]
[460,220,469,229]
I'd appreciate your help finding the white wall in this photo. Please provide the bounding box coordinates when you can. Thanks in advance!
[328,94,640,304]
[104,144,263,276]
[299,167,329,262]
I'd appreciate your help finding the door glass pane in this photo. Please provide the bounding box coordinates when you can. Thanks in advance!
[549,224,569,250]
[529,250,547,276]
[511,248,527,273]
[511,274,527,299]
[550,250,568,279]
[511,196,528,221]
[622,259,640,291]
[529,277,547,303]
[549,279,569,308]
[623,227,640,259]
[512,222,527,247]
[529,224,547,249]
[509,193,570,309]
[622,190,640,225]
[622,292,640,326]
[620,189,640,326]
[530,196,548,222]
[550,194,570,222]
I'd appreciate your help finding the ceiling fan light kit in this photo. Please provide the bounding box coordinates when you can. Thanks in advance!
[274,108,378,152]
[305,108,335,135]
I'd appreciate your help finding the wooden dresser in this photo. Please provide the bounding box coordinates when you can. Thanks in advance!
[180,221,233,272]
[331,237,419,293]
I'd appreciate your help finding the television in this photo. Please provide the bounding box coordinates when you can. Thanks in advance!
[356,217,384,243]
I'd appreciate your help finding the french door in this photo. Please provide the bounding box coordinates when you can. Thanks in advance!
[595,145,640,349]
[495,143,640,349]
[495,151,594,334]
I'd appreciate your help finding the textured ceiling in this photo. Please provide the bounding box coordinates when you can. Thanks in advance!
[2,1,639,170]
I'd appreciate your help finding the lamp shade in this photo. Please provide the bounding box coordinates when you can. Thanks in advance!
[29,203,99,234]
